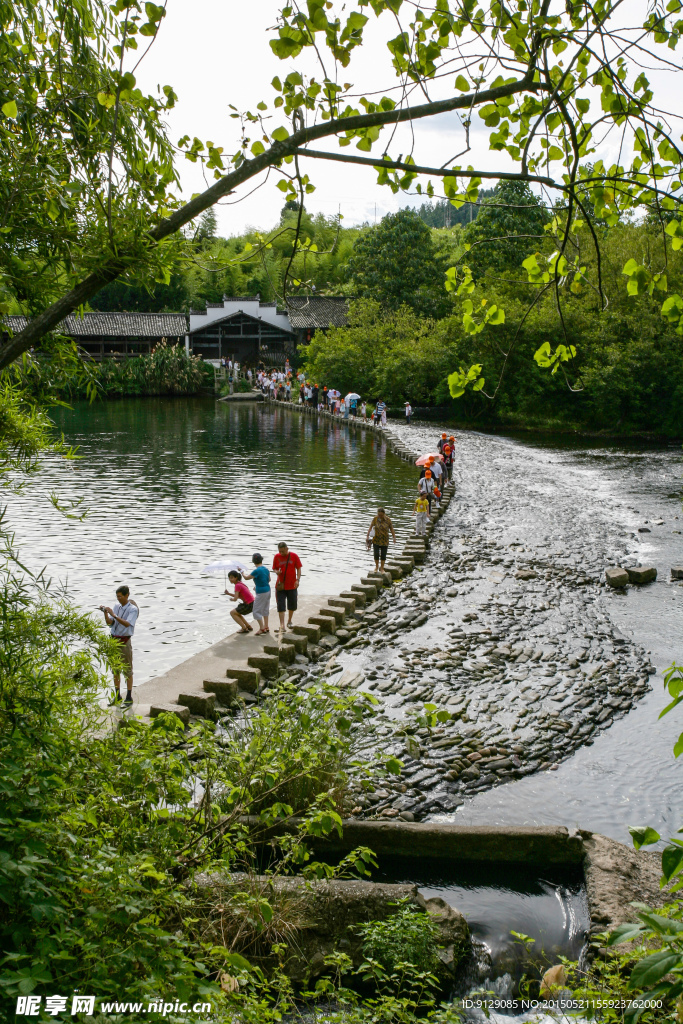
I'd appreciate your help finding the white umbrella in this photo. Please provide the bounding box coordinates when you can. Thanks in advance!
[345,392,361,401]
[203,557,250,587]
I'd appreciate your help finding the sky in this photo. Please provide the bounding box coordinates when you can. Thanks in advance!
[134,1,682,238]
[135,1,515,235]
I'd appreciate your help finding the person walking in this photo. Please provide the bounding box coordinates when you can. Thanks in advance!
[405,401,412,424]
[442,443,454,481]
[272,542,302,632]
[431,456,444,489]
[225,571,255,634]
[414,492,429,535]
[100,585,139,705]
[418,469,435,512]
[361,400,367,420]
[244,553,271,635]
[365,507,396,573]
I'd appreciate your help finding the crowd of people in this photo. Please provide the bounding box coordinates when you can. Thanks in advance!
[101,425,457,700]
[256,366,406,426]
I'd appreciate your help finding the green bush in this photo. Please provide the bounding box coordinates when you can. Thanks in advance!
[358,900,441,977]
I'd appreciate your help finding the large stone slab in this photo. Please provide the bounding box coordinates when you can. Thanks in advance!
[626,566,657,585]
[605,567,629,588]
[308,614,336,634]
[329,596,357,613]
[224,666,261,693]
[320,605,345,625]
[243,818,584,866]
[247,653,279,678]
[291,623,321,642]
[150,703,190,724]
[263,641,296,664]
[340,589,365,607]
[203,678,238,704]
[177,692,216,718]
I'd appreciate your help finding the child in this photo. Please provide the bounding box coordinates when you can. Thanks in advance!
[243,553,271,635]
[433,485,442,508]
[224,570,255,634]
[361,400,367,419]
[414,492,430,536]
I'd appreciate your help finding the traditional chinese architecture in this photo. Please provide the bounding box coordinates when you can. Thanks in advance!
[2,294,349,366]
[187,294,349,364]
[3,312,187,361]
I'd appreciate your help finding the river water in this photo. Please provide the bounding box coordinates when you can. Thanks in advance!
[6,398,683,844]
[4,398,415,682]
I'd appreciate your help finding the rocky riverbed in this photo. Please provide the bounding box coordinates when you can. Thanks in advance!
[291,423,659,822]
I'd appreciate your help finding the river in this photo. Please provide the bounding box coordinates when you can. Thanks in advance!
[6,398,683,844]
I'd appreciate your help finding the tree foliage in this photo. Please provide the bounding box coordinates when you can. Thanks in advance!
[2,0,683,378]
[0,0,179,322]
[347,209,450,317]
[462,181,550,278]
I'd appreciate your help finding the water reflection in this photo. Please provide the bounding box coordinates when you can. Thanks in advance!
[4,398,416,682]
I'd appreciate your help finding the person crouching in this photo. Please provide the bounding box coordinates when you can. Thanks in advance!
[225,571,255,634]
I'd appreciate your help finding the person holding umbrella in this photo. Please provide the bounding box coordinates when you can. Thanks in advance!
[346,392,360,416]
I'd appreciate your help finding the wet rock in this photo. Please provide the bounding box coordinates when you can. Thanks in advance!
[626,566,657,585]
[605,567,629,588]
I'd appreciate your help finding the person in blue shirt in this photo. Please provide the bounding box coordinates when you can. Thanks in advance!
[243,552,272,635]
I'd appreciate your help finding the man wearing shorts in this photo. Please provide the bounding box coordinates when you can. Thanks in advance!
[101,585,139,705]
[272,542,302,632]
[365,507,396,573]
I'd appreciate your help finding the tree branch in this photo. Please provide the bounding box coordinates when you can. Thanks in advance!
[294,147,559,188]
[0,70,542,369]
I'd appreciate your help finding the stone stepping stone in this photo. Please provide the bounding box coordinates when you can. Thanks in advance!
[150,703,190,724]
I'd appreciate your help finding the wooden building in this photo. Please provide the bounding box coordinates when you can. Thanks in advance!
[3,295,349,367]
[3,312,187,361]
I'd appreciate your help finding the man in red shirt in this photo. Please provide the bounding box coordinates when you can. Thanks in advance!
[272,542,302,632]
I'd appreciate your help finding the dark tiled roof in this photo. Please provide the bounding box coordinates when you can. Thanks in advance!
[3,312,188,338]
[189,309,294,336]
[284,296,349,329]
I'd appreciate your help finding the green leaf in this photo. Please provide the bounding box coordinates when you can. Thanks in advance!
[662,844,683,881]
[271,126,290,142]
[607,922,646,945]
[2,100,17,118]
[629,825,661,850]
[629,950,681,989]
[455,75,470,91]
[250,141,265,156]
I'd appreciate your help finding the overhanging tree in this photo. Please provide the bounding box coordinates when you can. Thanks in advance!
[2,0,683,389]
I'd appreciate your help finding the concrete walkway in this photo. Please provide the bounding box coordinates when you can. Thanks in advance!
[103,405,455,727]
[117,593,334,722]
